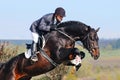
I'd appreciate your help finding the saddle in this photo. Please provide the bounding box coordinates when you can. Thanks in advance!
[25,37,44,59]
[26,35,45,50]
[25,38,58,66]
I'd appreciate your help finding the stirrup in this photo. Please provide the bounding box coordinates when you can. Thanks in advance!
[31,54,38,62]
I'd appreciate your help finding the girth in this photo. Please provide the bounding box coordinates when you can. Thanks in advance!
[38,48,58,67]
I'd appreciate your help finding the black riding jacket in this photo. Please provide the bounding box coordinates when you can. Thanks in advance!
[30,13,59,35]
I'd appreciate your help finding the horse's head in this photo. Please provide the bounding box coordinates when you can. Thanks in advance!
[82,27,100,60]
[57,21,100,60]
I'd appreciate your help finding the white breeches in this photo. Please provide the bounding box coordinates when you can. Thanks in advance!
[31,32,39,43]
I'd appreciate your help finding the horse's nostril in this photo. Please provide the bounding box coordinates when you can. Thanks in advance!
[94,55,99,60]
[94,56,98,60]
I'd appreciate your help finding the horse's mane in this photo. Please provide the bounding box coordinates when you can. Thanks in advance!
[57,21,89,28]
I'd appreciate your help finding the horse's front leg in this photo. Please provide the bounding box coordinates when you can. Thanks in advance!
[63,48,85,71]
[71,48,85,59]
[59,48,74,60]
[59,47,85,60]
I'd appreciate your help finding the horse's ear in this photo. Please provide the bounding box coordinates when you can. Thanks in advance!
[96,27,100,32]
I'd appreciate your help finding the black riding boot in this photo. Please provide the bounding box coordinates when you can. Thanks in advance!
[31,42,38,62]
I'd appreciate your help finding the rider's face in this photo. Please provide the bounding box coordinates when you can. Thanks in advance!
[56,15,63,22]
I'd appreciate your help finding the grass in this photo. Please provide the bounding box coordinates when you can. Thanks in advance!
[0,42,26,62]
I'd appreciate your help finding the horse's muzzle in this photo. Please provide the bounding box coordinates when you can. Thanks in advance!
[90,48,100,60]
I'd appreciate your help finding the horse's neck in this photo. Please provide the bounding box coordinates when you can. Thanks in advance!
[44,30,74,48]
[44,32,55,41]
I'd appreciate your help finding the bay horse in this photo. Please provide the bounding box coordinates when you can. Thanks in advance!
[0,21,100,80]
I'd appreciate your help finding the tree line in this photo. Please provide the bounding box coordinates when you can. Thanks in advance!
[99,38,120,49]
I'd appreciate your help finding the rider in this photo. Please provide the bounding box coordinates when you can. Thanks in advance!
[30,7,66,62]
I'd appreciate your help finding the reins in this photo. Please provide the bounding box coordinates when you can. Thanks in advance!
[56,29,75,42]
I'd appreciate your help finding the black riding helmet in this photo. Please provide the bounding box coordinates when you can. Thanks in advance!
[55,7,66,17]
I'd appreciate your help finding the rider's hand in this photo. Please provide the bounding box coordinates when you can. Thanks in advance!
[50,24,57,31]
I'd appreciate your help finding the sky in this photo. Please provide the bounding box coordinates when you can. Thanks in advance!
[0,0,120,40]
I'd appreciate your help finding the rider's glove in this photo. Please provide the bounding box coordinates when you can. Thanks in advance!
[50,24,57,31]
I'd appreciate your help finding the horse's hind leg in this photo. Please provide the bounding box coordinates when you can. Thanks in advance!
[18,76,32,80]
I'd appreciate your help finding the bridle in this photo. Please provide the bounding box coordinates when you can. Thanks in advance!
[81,32,99,53]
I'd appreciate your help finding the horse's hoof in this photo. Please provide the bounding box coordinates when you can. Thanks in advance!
[75,63,81,71]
